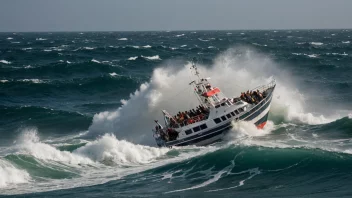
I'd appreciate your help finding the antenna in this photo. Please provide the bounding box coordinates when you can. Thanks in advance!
[190,57,201,80]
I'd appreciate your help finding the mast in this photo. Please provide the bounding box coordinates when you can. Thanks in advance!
[189,59,228,108]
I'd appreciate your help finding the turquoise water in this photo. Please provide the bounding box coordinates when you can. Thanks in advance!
[0,30,352,197]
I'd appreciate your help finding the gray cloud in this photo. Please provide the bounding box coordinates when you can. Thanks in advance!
[0,0,351,32]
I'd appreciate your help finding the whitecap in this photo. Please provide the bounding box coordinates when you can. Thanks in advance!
[6,37,13,40]
[11,41,20,44]
[0,60,11,64]
[36,38,47,41]
[198,38,209,42]
[109,72,118,77]
[74,133,169,165]
[83,47,95,50]
[127,56,138,61]
[295,42,305,45]
[118,38,128,41]
[91,59,101,63]
[326,52,348,56]
[310,42,323,46]
[66,61,72,64]
[226,32,232,35]
[208,46,215,49]
[175,34,185,37]
[252,43,267,47]
[0,80,9,83]
[24,65,33,69]
[22,47,32,51]
[342,41,350,44]
[43,49,52,52]
[21,79,43,83]
[141,55,161,60]
[0,159,30,188]
[142,45,152,48]
[307,54,318,58]
[180,45,187,47]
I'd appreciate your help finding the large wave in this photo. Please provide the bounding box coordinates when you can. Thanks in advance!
[0,159,30,188]
[0,128,217,194]
[88,47,342,145]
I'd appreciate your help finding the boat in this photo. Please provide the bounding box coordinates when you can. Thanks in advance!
[152,62,276,147]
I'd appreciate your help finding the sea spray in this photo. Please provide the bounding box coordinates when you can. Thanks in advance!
[89,47,338,145]
[0,159,30,188]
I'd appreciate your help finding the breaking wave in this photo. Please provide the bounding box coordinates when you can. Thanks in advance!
[0,60,11,64]
[141,55,161,60]
[74,134,169,165]
[127,56,138,61]
[310,42,324,46]
[0,159,30,188]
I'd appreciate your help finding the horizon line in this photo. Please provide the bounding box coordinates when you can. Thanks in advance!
[0,28,351,33]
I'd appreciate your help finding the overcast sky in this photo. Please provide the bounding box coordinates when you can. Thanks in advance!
[0,0,351,32]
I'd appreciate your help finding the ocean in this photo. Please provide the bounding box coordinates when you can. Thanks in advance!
[0,30,352,197]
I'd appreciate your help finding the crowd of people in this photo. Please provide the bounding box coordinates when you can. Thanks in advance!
[170,105,209,128]
[240,90,266,104]
[154,125,179,142]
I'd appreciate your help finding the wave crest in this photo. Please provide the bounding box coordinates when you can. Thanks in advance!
[0,159,30,188]
[74,134,169,165]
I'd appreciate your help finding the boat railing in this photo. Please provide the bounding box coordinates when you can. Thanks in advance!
[251,79,276,92]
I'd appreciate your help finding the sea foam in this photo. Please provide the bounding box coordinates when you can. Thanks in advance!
[74,134,169,165]
[128,56,138,61]
[91,59,101,63]
[0,60,11,64]
[0,159,30,188]
[310,42,323,46]
[175,34,185,37]
[141,55,161,60]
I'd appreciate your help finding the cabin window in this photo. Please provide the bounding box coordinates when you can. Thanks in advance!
[235,110,239,114]
[221,102,226,106]
[231,112,235,116]
[215,105,220,108]
[200,124,208,130]
[193,126,201,132]
[226,114,232,118]
[214,118,221,124]
[221,116,227,121]
[185,129,192,135]
[239,108,244,112]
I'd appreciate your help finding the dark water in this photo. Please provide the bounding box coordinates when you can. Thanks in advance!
[0,30,352,197]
